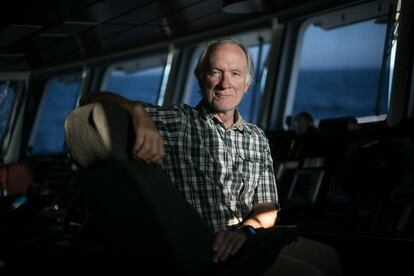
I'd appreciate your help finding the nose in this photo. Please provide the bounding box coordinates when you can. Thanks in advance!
[218,72,231,89]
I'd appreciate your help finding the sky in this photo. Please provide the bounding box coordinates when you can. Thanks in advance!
[299,19,387,70]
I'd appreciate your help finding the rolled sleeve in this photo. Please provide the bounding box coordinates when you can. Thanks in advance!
[142,103,184,144]
[253,142,280,211]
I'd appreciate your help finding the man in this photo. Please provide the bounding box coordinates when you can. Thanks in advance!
[80,40,341,275]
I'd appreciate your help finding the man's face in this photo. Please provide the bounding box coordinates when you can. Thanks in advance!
[201,43,251,113]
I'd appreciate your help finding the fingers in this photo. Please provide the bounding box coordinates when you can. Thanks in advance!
[133,132,145,154]
[129,106,164,164]
[132,128,165,164]
[230,237,245,255]
[213,231,246,263]
[213,231,225,252]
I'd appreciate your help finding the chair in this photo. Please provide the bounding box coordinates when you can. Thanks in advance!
[64,101,296,275]
[319,116,358,133]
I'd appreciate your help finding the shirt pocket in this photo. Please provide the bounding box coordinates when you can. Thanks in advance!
[236,148,266,164]
[235,148,266,188]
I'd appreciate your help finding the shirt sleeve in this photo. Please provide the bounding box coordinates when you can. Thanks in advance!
[252,133,281,211]
[141,103,184,145]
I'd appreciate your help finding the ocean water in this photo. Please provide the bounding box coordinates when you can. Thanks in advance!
[292,68,388,121]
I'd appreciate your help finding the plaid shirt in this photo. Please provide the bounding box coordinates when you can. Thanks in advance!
[144,101,279,233]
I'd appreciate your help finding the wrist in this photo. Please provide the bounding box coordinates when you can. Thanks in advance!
[238,225,257,238]
[129,103,149,127]
[129,102,144,116]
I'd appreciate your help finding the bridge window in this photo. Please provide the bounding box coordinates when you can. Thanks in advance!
[101,53,168,105]
[0,83,16,145]
[286,1,398,125]
[28,72,81,156]
[182,30,271,123]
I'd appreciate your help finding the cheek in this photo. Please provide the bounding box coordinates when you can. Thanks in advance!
[205,78,218,90]
[237,82,250,97]
[201,86,214,100]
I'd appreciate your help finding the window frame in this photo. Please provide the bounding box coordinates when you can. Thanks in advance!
[100,51,170,105]
[273,0,399,130]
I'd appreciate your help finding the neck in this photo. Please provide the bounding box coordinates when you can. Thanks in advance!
[212,110,235,129]
[200,100,237,129]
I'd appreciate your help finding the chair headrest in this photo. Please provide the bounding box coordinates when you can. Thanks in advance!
[319,116,358,132]
[64,101,132,168]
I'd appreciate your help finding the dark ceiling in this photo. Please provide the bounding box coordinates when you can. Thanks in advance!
[0,0,349,72]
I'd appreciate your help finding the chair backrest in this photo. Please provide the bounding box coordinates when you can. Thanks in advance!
[64,101,215,274]
[319,116,358,132]
[64,101,132,168]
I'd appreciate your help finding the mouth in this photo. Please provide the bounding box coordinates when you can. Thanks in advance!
[214,89,233,97]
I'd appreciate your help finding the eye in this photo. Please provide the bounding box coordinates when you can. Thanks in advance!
[232,71,241,79]
[209,69,222,77]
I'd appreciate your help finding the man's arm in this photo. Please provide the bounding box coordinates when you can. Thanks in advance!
[80,92,164,164]
[240,202,278,229]
[212,132,279,263]
[212,203,277,263]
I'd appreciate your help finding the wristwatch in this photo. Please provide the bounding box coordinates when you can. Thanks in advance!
[239,225,257,238]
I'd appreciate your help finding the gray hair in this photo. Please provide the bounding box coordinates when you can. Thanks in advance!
[193,40,254,87]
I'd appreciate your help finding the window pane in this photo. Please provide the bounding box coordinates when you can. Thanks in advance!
[28,73,81,156]
[0,84,16,144]
[102,55,167,105]
[291,19,390,122]
[187,76,202,108]
[238,43,270,122]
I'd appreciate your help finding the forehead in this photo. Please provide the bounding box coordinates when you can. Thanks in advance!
[209,43,247,68]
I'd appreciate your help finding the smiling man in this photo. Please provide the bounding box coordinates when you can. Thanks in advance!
[80,40,341,276]
[192,41,278,262]
[196,42,251,128]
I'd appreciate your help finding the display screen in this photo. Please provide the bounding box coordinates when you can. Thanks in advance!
[287,169,324,205]
[328,137,414,204]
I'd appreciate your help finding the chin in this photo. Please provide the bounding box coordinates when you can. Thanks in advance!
[211,103,236,113]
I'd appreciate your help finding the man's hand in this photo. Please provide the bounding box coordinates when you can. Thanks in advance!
[79,92,164,164]
[130,105,165,164]
[212,230,247,263]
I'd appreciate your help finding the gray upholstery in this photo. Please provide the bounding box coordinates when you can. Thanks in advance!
[64,101,131,168]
